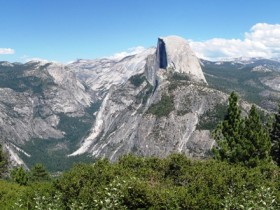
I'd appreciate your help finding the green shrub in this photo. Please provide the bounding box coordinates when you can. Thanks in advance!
[223,185,279,210]
[0,154,279,209]
[11,166,29,186]
[0,180,26,209]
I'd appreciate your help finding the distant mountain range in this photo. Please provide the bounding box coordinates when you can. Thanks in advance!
[1,36,280,171]
[201,57,280,111]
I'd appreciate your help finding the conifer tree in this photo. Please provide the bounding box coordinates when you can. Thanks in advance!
[213,93,271,167]
[31,163,50,181]
[213,92,244,163]
[270,104,280,166]
[243,105,271,167]
[11,166,29,185]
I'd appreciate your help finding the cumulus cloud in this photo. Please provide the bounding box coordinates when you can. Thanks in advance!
[108,46,146,60]
[189,23,280,61]
[0,48,15,54]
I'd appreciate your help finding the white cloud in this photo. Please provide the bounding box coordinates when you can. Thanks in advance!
[189,23,280,61]
[108,46,146,60]
[0,48,15,55]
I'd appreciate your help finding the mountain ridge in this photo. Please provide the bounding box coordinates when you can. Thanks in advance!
[0,36,280,170]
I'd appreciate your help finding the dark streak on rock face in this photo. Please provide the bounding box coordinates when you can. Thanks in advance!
[157,38,168,69]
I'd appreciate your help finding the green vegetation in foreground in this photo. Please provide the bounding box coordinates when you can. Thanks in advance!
[0,91,280,209]
[0,154,279,209]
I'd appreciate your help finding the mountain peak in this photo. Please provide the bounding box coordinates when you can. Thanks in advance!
[0,61,14,67]
[156,36,207,83]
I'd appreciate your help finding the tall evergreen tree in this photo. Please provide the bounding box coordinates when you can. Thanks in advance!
[213,93,272,167]
[243,105,271,167]
[213,92,244,163]
[270,104,280,166]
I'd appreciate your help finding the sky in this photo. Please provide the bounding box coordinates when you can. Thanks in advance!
[1,0,280,63]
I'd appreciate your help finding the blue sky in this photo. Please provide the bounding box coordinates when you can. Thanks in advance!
[1,0,280,62]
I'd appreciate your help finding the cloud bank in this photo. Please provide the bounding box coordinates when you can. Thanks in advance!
[0,48,15,55]
[190,23,280,61]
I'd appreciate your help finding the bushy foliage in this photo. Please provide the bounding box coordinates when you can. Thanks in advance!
[11,166,29,186]
[92,178,127,209]
[13,191,64,210]
[0,180,27,209]
[11,163,50,186]
[223,185,280,210]
[0,154,279,209]
[30,163,50,181]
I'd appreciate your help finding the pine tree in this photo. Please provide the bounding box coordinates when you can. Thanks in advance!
[213,92,244,163]
[213,93,271,167]
[31,163,50,181]
[11,166,29,185]
[270,104,280,166]
[243,105,271,167]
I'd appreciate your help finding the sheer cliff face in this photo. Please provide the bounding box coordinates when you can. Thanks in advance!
[156,36,207,83]
[69,36,207,98]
